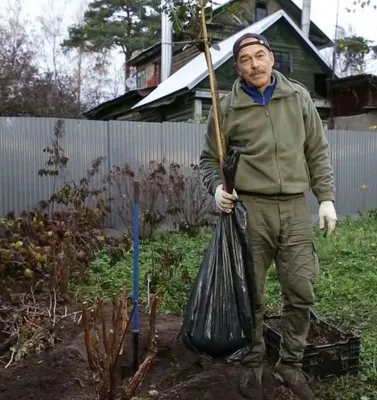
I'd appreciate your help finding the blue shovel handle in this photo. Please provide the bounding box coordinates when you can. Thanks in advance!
[133,181,140,333]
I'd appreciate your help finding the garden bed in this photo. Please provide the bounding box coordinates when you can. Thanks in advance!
[1,214,377,400]
[0,300,302,400]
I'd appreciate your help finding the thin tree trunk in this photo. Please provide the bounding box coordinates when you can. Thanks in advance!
[124,53,129,92]
[77,46,83,111]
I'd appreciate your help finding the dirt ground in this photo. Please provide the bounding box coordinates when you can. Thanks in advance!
[0,298,305,400]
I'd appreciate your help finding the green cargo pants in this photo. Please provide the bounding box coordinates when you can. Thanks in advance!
[240,193,319,367]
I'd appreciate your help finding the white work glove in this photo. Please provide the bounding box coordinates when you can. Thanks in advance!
[215,184,238,213]
[319,200,337,237]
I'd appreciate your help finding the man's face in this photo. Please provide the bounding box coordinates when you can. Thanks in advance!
[235,39,275,90]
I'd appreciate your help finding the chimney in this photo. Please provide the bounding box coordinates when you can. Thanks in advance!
[161,1,173,82]
[301,0,311,39]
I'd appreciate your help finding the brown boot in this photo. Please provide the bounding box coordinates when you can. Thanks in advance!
[238,363,263,400]
[275,359,315,400]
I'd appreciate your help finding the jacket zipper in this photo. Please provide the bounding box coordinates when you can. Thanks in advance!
[266,105,282,192]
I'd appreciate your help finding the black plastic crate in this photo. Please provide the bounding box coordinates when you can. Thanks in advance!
[263,311,361,381]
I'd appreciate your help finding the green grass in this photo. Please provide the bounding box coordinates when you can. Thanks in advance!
[72,215,377,400]
[265,216,377,399]
[71,230,212,315]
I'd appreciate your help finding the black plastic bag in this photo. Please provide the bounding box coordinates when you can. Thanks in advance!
[182,148,256,363]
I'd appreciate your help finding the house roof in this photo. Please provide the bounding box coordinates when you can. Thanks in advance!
[83,87,157,120]
[128,0,333,66]
[329,74,377,87]
[132,10,332,110]
[129,43,161,65]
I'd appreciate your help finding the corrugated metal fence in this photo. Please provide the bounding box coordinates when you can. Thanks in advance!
[1,117,376,227]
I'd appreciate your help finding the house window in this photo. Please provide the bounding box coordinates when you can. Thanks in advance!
[274,51,292,74]
[136,69,146,89]
[255,2,267,21]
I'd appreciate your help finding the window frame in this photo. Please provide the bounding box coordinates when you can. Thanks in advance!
[255,1,268,21]
[135,69,146,89]
[273,48,293,74]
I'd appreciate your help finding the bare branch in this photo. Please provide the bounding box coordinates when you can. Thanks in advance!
[122,295,159,400]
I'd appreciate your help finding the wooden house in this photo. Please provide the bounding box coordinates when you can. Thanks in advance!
[329,74,377,130]
[84,1,333,122]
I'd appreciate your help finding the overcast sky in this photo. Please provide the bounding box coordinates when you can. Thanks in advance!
[3,0,377,73]
[15,0,377,39]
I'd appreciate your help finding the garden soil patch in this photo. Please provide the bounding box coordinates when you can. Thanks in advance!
[0,301,306,400]
[0,315,94,400]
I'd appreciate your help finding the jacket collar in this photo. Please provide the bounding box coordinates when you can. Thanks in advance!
[230,70,299,109]
[241,75,277,106]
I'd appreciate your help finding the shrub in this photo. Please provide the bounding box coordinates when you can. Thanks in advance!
[107,160,217,238]
[107,160,168,238]
[0,120,127,295]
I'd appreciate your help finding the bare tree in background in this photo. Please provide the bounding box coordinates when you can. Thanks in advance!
[346,0,377,12]
[62,0,124,112]
[0,2,81,117]
[0,0,125,117]
[321,24,376,77]
[37,0,69,82]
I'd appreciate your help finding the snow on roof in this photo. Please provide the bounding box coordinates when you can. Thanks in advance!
[132,10,332,110]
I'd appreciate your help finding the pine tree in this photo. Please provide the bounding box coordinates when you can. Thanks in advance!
[63,0,161,79]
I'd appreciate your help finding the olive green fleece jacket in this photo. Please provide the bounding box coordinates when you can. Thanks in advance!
[199,70,335,203]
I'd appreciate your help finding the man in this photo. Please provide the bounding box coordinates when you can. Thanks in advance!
[199,33,337,400]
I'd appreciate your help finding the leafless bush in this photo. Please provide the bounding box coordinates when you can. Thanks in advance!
[107,160,169,238]
[107,159,216,238]
[167,163,217,236]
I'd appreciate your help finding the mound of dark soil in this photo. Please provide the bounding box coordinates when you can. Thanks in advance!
[0,304,306,400]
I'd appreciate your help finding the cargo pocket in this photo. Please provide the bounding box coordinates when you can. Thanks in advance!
[311,242,320,284]
[278,240,319,285]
